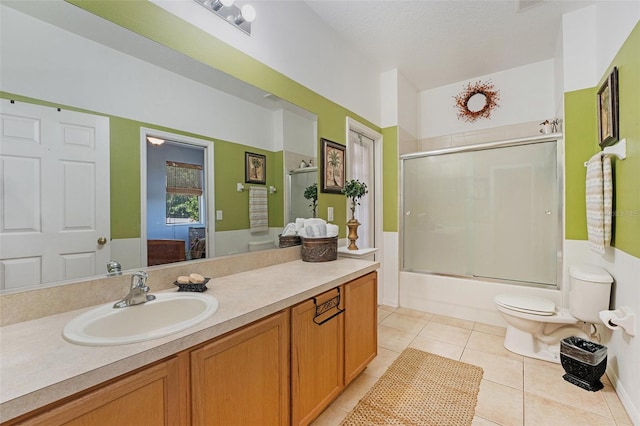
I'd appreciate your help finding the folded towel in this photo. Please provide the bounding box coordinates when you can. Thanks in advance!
[300,223,327,238]
[603,156,613,245]
[249,186,268,233]
[295,218,305,231]
[304,218,326,227]
[281,223,297,236]
[585,153,612,254]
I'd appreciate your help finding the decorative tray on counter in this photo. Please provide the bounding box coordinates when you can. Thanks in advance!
[173,278,210,292]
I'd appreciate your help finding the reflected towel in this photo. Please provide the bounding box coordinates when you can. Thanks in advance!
[281,223,297,236]
[585,153,612,254]
[249,186,268,233]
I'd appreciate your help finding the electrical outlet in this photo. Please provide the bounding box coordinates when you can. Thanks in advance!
[327,207,334,221]
[216,210,223,220]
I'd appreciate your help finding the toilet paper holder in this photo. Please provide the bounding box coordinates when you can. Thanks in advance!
[599,306,636,337]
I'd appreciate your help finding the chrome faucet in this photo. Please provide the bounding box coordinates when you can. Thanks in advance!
[113,271,156,308]
[106,260,122,276]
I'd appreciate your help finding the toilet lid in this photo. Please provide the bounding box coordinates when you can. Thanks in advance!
[495,294,556,316]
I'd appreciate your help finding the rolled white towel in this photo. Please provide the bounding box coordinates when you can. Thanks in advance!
[326,224,339,238]
[304,218,326,227]
[295,218,306,231]
[304,223,327,237]
[281,223,297,236]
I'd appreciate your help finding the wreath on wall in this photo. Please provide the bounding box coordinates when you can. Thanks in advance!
[453,80,500,122]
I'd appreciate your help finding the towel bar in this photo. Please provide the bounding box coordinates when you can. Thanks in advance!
[584,139,626,167]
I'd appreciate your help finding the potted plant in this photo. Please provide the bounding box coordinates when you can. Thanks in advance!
[304,182,318,218]
[342,179,368,250]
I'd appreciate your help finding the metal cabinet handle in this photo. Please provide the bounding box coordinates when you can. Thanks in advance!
[312,288,345,325]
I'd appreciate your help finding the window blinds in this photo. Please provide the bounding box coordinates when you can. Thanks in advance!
[166,161,203,196]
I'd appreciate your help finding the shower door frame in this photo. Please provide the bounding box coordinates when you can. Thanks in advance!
[399,134,564,289]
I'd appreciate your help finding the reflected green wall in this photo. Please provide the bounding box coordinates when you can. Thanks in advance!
[565,22,640,258]
[67,0,382,236]
[214,143,283,231]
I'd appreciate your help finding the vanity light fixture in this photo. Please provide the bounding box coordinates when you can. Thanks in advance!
[195,0,256,35]
[147,136,165,146]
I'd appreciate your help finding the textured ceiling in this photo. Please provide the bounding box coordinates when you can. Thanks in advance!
[303,0,597,91]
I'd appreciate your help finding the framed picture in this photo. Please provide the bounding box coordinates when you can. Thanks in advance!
[245,152,266,184]
[597,67,619,148]
[320,138,346,193]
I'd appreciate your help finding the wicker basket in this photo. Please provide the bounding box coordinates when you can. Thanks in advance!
[300,236,338,262]
[279,234,301,248]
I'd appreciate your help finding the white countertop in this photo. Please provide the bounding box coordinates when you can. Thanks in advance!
[338,246,378,258]
[0,258,378,422]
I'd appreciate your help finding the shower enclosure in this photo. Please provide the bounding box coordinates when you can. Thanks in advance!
[401,137,562,287]
[288,167,317,222]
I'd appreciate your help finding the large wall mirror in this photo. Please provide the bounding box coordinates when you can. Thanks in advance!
[0,1,317,292]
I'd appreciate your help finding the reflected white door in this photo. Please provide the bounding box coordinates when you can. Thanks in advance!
[0,100,110,289]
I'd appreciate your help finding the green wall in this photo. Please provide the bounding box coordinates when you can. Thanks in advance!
[565,22,640,258]
[564,88,597,240]
[67,0,382,237]
[214,143,283,231]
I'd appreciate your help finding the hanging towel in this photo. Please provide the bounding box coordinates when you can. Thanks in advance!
[585,153,613,254]
[249,186,268,233]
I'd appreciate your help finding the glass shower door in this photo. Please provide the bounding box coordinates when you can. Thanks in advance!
[402,141,559,286]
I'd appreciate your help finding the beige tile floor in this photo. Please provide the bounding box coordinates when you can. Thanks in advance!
[312,306,633,426]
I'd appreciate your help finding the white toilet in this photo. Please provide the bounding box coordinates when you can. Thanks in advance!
[495,264,613,363]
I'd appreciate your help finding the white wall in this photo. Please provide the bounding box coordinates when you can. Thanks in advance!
[0,5,275,151]
[380,69,399,129]
[397,71,419,140]
[282,110,317,158]
[594,2,640,83]
[152,0,382,127]
[419,59,556,139]
[562,6,598,93]
[563,3,640,91]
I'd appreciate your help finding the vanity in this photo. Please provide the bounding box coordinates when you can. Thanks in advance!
[0,252,378,425]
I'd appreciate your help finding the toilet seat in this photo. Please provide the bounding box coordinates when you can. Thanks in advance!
[494,294,556,316]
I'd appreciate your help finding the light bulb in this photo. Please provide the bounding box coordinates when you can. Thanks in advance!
[221,0,234,6]
[210,0,224,11]
[147,136,165,146]
[241,4,256,22]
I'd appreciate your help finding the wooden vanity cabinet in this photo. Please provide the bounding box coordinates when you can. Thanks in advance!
[291,287,345,426]
[291,272,378,426]
[190,310,290,426]
[4,271,377,426]
[7,355,188,426]
[344,271,378,385]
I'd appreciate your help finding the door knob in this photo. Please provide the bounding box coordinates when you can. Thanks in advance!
[97,237,108,245]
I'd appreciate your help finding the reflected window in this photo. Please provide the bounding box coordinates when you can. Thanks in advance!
[166,161,203,224]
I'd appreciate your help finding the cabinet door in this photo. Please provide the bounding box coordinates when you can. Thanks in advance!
[344,271,378,385]
[191,310,290,426]
[14,356,187,426]
[291,287,344,426]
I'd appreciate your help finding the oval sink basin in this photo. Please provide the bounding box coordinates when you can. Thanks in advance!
[63,292,219,346]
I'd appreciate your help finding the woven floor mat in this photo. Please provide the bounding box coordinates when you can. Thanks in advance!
[340,348,483,426]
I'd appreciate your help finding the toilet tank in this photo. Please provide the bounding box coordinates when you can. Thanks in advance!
[248,239,275,252]
[568,265,613,323]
